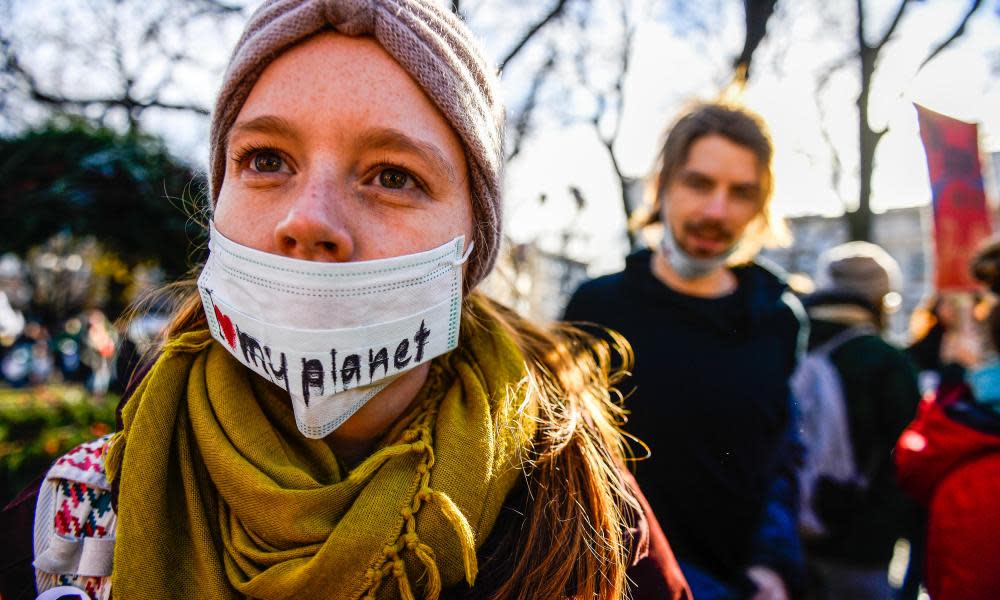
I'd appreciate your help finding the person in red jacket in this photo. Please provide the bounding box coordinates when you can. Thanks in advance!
[896,240,1000,600]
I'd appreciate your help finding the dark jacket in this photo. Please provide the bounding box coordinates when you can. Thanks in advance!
[564,248,806,599]
[896,381,1000,600]
[907,322,945,374]
[802,305,921,567]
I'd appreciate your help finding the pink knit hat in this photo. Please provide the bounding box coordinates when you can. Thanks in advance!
[209,0,505,287]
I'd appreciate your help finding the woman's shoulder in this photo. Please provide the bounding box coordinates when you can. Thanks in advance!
[1,435,117,600]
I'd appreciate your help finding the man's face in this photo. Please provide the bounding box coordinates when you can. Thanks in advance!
[661,134,764,259]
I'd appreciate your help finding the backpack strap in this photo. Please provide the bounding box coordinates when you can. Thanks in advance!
[33,435,116,600]
[811,324,878,358]
[810,324,884,488]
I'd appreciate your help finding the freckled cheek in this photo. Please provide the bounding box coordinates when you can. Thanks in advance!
[213,189,289,250]
[365,201,471,258]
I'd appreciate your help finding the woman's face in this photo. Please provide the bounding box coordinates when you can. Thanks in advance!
[214,32,473,263]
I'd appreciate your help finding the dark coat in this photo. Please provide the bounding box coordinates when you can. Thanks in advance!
[801,315,921,567]
[564,248,806,599]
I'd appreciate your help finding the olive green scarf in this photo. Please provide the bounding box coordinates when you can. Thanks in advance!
[105,304,535,599]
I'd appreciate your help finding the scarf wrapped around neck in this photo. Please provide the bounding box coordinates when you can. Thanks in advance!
[105,300,536,599]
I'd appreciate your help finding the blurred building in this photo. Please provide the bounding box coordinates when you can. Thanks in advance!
[481,242,589,322]
[761,206,933,343]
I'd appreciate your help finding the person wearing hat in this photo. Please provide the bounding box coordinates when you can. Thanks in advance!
[800,241,921,599]
[0,2,692,598]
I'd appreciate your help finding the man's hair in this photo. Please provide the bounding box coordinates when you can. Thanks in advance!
[632,102,789,260]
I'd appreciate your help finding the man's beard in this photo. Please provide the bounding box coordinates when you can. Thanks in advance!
[661,219,741,281]
[677,219,736,259]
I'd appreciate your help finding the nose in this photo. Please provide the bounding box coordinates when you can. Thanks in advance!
[273,183,354,262]
[701,187,728,219]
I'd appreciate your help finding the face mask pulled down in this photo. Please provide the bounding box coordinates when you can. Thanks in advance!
[660,222,740,281]
[198,224,470,439]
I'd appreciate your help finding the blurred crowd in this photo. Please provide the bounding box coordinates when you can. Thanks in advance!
[0,308,116,393]
[0,253,166,396]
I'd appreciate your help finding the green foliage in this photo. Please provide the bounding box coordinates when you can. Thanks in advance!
[0,385,117,504]
[0,119,207,279]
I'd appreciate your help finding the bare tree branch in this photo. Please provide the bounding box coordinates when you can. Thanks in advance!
[497,0,570,72]
[855,0,868,52]
[4,34,209,117]
[813,53,855,203]
[507,48,558,162]
[605,22,633,145]
[817,114,844,200]
[873,0,913,51]
[26,88,210,116]
[815,52,855,90]
[190,0,243,14]
[915,0,985,72]
[733,0,778,83]
[0,0,234,131]
[574,0,637,246]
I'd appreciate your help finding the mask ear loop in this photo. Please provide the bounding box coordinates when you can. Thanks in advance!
[451,242,474,266]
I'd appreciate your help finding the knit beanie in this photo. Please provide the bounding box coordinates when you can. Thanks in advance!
[208,0,505,287]
[814,241,902,311]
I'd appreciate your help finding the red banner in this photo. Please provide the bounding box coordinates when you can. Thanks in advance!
[916,104,993,291]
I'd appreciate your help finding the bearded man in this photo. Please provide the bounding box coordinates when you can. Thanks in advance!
[565,103,805,600]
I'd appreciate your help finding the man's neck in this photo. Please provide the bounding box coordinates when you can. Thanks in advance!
[650,248,737,298]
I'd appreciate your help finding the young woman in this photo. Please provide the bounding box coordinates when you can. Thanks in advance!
[3,2,689,599]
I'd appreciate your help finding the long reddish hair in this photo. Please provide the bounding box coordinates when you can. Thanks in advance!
[131,278,640,599]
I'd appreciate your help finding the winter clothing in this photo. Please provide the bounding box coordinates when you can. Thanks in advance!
[800,316,921,568]
[30,435,116,600]
[209,0,504,288]
[104,315,533,599]
[2,298,691,600]
[564,248,806,598]
[896,380,1000,600]
[813,241,901,312]
[4,451,688,600]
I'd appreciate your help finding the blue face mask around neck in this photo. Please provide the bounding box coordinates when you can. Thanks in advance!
[659,223,740,281]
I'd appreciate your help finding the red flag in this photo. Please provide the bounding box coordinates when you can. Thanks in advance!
[916,104,993,291]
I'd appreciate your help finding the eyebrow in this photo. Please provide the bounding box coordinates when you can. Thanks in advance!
[354,127,459,184]
[681,168,760,193]
[732,182,761,195]
[228,115,302,146]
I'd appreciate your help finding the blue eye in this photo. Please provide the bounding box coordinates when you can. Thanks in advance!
[379,168,411,189]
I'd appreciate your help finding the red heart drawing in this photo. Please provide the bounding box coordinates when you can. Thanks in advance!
[214,305,237,349]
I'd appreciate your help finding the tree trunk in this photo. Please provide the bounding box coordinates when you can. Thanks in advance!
[606,143,638,249]
[853,49,875,242]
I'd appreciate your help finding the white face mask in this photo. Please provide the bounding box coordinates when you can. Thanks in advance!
[197,224,471,439]
[659,223,739,281]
